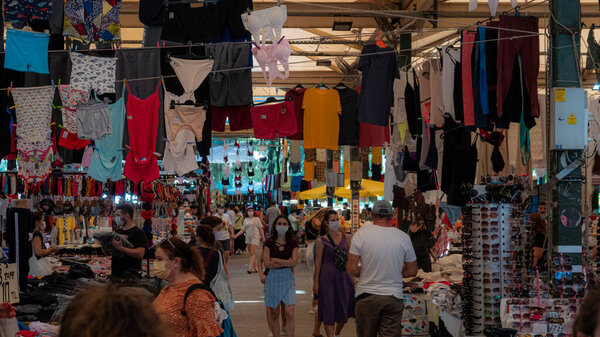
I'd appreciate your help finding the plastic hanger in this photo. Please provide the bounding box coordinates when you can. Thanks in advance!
[334,82,347,89]
[253,96,291,106]
[376,31,387,48]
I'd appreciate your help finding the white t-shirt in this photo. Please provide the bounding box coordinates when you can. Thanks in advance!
[215,214,233,241]
[243,217,262,241]
[225,210,236,226]
[349,224,417,299]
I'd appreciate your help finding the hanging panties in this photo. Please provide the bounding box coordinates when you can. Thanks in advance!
[58,129,90,150]
[76,100,113,140]
[250,100,297,139]
[169,57,214,94]
[69,52,117,94]
[59,85,90,134]
[162,91,201,177]
[4,29,50,74]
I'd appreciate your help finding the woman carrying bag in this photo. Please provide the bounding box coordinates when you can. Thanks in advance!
[313,210,355,337]
[29,212,59,277]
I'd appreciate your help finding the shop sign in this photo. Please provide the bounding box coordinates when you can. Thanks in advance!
[0,264,18,303]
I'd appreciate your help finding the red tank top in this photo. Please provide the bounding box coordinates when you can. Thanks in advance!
[123,80,161,184]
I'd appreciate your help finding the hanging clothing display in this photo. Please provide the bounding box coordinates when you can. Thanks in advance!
[12,86,55,182]
[59,85,90,135]
[461,31,476,127]
[404,69,423,139]
[63,0,122,43]
[357,44,399,127]
[161,4,219,43]
[211,106,252,132]
[441,115,477,206]
[207,42,253,107]
[302,88,341,150]
[241,6,287,45]
[252,38,291,86]
[87,84,125,182]
[441,46,460,119]
[429,59,444,127]
[285,87,306,140]
[496,15,540,128]
[251,100,297,139]
[336,86,360,146]
[75,100,112,140]
[123,80,161,184]
[4,29,50,74]
[0,98,15,161]
[162,91,201,176]
[69,52,117,94]
[169,57,214,95]
[4,0,53,28]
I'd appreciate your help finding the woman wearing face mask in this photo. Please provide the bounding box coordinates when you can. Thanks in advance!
[152,237,223,337]
[29,212,59,276]
[232,206,265,273]
[263,215,298,337]
[313,210,354,337]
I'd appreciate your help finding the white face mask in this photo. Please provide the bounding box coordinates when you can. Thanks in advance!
[114,216,124,227]
[41,222,47,231]
[247,211,254,217]
[276,225,288,236]
[328,221,340,232]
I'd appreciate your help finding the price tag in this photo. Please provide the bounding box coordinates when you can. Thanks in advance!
[0,264,19,304]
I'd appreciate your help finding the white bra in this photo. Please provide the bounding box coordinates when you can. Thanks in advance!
[241,5,287,45]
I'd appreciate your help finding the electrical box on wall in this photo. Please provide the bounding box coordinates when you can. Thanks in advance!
[551,88,588,150]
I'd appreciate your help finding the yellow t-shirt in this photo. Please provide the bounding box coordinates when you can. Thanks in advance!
[302,88,342,150]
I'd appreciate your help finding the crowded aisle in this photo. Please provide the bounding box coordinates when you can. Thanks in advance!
[0,0,600,336]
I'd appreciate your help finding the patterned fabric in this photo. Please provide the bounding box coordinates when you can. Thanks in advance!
[12,86,55,182]
[4,0,52,29]
[63,0,122,43]
[69,52,117,94]
[59,85,90,134]
[304,148,316,162]
[264,268,296,309]
[152,279,223,337]
[316,161,326,182]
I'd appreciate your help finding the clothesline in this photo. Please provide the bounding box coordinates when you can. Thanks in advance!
[0,31,548,93]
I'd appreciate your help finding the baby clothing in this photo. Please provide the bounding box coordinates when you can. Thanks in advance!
[59,85,90,134]
[69,52,117,94]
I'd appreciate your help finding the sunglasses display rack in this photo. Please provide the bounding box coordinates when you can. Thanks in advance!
[462,203,528,335]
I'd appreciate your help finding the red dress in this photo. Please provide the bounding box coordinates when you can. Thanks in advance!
[123,80,160,184]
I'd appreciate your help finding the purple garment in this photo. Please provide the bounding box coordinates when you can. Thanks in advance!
[317,234,355,325]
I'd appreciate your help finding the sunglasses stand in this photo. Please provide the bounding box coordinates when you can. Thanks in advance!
[462,203,527,335]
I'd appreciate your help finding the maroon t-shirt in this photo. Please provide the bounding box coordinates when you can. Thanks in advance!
[265,239,298,261]
[285,88,306,140]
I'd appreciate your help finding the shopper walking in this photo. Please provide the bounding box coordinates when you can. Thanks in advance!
[266,201,282,233]
[314,210,355,337]
[348,200,418,337]
[153,237,223,337]
[233,207,246,254]
[232,206,265,273]
[111,204,147,279]
[341,202,351,222]
[217,206,234,263]
[194,225,223,285]
[263,215,298,337]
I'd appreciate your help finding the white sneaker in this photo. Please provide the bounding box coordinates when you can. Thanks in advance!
[268,332,273,337]
[308,306,316,314]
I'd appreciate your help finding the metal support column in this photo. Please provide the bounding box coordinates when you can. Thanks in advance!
[326,150,334,207]
[549,0,583,268]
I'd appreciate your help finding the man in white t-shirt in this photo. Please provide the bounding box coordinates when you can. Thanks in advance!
[348,200,418,337]
[225,204,236,226]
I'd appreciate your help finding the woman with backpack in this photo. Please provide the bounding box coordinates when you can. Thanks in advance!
[313,210,355,337]
[263,215,298,337]
[152,237,223,337]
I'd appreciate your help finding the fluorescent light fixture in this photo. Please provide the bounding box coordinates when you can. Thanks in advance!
[332,21,352,31]
[316,60,332,66]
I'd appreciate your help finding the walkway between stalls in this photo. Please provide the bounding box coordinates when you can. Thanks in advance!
[228,251,358,337]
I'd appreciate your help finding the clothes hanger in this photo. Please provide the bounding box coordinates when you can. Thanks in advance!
[253,96,292,106]
[334,82,347,89]
[376,31,387,48]
[295,84,304,89]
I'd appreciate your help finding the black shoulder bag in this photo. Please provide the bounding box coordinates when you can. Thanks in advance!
[326,234,348,272]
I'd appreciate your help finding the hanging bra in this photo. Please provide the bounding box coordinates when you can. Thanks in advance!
[252,37,291,86]
[241,5,287,45]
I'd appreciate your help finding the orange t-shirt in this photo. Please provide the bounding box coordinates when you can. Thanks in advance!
[302,88,342,150]
[153,279,223,337]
